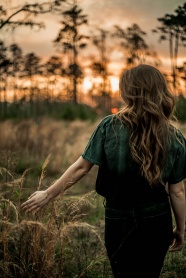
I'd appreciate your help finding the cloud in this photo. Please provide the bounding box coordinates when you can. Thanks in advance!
[82,0,185,30]
[81,0,186,62]
[2,0,186,72]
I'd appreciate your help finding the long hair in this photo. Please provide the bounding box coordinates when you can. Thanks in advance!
[116,64,175,187]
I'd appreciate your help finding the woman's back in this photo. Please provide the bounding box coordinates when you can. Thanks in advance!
[82,114,186,209]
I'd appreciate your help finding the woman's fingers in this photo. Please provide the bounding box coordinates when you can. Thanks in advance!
[22,199,37,211]
[169,228,184,252]
[28,192,37,199]
[169,245,183,252]
[21,198,34,210]
[25,204,39,213]
[169,240,183,252]
[24,199,44,213]
[21,193,37,210]
[21,191,47,210]
[21,190,49,214]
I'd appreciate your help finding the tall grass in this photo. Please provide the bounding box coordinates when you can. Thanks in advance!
[0,119,186,277]
[0,154,111,278]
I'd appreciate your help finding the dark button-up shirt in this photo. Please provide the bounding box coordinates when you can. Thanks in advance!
[82,115,186,209]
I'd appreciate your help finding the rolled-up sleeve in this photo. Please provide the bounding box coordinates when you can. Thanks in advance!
[82,121,105,166]
[168,132,186,184]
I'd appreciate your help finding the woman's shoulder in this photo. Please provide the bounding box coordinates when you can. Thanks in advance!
[97,114,127,133]
[97,114,129,140]
[95,115,114,129]
[99,114,125,126]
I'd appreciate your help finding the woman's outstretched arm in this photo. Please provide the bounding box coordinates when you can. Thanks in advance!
[21,156,93,213]
[168,181,186,252]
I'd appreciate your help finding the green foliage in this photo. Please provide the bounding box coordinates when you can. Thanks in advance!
[0,101,98,122]
[175,94,186,122]
[161,249,186,278]
[58,102,97,121]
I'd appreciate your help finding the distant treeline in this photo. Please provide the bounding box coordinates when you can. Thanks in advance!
[0,95,185,122]
[0,1,186,121]
[0,100,100,121]
[0,0,186,109]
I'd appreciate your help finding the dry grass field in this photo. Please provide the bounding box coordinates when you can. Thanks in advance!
[0,118,100,194]
[0,118,186,277]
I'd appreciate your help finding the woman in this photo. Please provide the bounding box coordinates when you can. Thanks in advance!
[22,64,186,278]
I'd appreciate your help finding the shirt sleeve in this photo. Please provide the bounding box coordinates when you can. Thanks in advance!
[82,121,105,166]
[168,131,186,184]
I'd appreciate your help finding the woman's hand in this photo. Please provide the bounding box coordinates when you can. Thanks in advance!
[169,227,185,252]
[21,157,93,214]
[168,181,185,252]
[21,190,49,213]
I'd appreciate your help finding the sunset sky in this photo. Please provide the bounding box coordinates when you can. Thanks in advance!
[1,0,186,77]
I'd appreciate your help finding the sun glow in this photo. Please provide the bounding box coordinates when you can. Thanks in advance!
[83,78,93,92]
[82,76,119,93]
[110,76,119,92]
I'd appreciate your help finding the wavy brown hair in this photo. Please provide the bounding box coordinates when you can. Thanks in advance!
[116,64,175,186]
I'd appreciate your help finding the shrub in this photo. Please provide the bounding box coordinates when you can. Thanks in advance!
[175,94,186,123]
[0,101,98,122]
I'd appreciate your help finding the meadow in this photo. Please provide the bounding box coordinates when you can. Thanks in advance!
[0,118,186,278]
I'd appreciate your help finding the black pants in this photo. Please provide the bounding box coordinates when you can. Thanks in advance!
[105,201,173,278]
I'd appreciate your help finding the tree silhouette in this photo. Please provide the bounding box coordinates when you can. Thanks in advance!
[0,2,55,31]
[53,2,89,103]
[90,28,112,112]
[0,40,12,117]
[152,2,186,92]
[9,43,23,101]
[92,29,110,92]
[22,53,41,79]
[44,56,64,76]
[114,23,160,67]
[22,52,42,116]
[177,61,186,94]
[42,55,65,100]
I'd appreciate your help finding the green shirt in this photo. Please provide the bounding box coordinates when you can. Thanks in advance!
[82,115,186,209]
